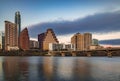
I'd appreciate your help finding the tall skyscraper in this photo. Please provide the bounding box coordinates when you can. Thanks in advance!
[19,28,29,50]
[38,29,59,51]
[15,11,21,36]
[71,33,92,51]
[5,21,19,51]
[0,31,5,50]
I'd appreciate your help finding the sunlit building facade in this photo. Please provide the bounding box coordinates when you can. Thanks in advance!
[38,29,59,51]
[84,33,92,50]
[71,33,92,51]
[43,29,59,50]
[5,21,19,51]
[71,33,84,50]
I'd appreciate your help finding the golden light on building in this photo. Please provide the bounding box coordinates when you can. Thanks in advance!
[71,33,92,51]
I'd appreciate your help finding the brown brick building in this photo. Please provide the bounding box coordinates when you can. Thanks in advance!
[19,28,29,50]
[38,33,45,50]
[5,21,19,51]
[38,29,59,51]
[71,33,92,51]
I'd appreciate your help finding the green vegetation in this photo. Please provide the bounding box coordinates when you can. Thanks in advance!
[0,50,48,56]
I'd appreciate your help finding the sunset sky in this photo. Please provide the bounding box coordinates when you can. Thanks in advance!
[0,0,120,46]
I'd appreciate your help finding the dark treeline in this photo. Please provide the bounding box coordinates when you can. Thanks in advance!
[0,50,48,56]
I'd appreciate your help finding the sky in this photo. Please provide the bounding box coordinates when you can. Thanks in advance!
[0,0,120,46]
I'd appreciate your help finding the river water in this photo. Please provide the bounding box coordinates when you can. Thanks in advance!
[0,56,119,81]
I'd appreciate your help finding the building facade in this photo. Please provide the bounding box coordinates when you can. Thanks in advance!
[30,40,39,49]
[38,29,59,51]
[71,33,92,51]
[49,43,75,51]
[84,33,92,50]
[71,33,84,50]
[43,29,59,50]
[49,43,63,51]
[38,33,45,50]
[19,28,29,50]
[92,39,99,46]
[0,31,5,50]
[5,21,19,51]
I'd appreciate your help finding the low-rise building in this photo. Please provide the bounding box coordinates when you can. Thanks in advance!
[49,43,75,51]
[92,39,99,46]
[7,46,19,51]
[90,45,104,50]
[30,40,39,49]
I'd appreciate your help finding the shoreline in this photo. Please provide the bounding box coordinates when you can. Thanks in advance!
[0,50,120,57]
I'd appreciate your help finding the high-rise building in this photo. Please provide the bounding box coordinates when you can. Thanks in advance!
[92,39,99,46]
[38,29,59,51]
[15,11,21,36]
[5,21,19,51]
[71,33,92,51]
[38,33,45,50]
[0,31,5,50]
[71,33,84,50]
[15,11,21,48]
[84,33,92,50]
[19,28,29,50]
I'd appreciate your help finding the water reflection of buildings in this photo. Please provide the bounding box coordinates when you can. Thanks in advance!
[56,58,74,80]
[43,57,54,81]
[0,59,4,81]
[3,57,20,81]
[55,57,92,81]
[2,57,29,81]
[74,58,92,81]
[19,57,29,81]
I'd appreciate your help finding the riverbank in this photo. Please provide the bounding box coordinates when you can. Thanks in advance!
[0,50,48,56]
[0,50,120,56]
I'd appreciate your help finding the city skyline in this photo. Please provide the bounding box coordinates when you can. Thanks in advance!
[0,0,120,46]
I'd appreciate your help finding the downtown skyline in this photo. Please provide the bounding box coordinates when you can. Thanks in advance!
[0,0,120,46]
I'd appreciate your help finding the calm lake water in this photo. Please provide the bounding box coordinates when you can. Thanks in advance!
[0,56,119,81]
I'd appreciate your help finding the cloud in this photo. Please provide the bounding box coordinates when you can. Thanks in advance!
[99,39,120,45]
[28,10,120,38]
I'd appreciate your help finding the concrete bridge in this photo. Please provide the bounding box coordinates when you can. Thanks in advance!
[48,48,120,57]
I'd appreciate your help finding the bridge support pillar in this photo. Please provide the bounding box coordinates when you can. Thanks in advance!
[87,52,91,57]
[61,52,65,56]
[48,51,53,56]
[107,52,112,57]
[72,52,76,56]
